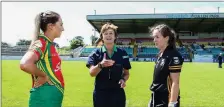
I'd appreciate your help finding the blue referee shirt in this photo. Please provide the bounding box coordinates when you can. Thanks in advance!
[86,45,131,90]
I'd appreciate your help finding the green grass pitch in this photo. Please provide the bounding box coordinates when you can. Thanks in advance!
[2,60,224,107]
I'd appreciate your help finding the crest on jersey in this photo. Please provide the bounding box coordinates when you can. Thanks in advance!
[160,59,165,67]
[173,57,180,64]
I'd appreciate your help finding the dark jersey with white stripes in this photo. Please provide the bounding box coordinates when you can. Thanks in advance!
[150,45,183,94]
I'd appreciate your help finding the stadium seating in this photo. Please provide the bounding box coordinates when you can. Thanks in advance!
[117,39,132,45]
[135,38,154,46]
[79,46,99,57]
[118,45,133,57]
[1,45,29,56]
[78,37,222,62]
[137,46,157,58]
[136,46,189,59]
[79,45,134,57]
[206,47,223,54]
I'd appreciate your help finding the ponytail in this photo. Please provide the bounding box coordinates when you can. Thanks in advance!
[29,13,41,48]
[169,29,176,49]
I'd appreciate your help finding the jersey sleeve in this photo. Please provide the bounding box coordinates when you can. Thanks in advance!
[168,55,183,73]
[86,50,98,69]
[28,40,45,59]
[122,50,131,70]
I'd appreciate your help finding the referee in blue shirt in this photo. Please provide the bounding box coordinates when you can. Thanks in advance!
[86,23,131,107]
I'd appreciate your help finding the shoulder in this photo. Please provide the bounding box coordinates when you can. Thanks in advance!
[88,47,101,57]
[32,40,42,47]
[34,38,48,48]
[116,47,127,54]
[29,39,46,49]
[165,49,183,61]
[39,37,48,45]
[116,47,130,59]
[94,48,102,54]
[169,49,183,63]
[169,49,182,58]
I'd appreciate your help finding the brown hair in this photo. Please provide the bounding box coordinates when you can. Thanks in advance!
[30,11,60,48]
[149,23,176,49]
[94,22,118,46]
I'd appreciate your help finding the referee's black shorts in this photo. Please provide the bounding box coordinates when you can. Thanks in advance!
[148,92,180,107]
[93,88,126,107]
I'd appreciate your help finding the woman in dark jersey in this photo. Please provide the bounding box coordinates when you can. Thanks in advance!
[148,24,183,107]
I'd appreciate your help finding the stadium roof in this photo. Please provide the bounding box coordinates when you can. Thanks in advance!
[87,13,224,33]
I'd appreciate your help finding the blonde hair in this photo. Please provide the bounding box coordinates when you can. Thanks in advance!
[29,13,42,49]
[29,11,60,48]
[95,22,118,46]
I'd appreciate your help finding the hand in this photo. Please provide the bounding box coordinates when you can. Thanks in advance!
[100,53,115,67]
[168,101,178,107]
[118,79,126,88]
[34,75,53,88]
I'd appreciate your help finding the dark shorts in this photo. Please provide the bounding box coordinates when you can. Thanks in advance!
[93,88,126,107]
[148,92,180,107]
[29,82,63,107]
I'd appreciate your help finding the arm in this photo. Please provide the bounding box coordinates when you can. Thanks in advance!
[169,73,180,102]
[20,41,46,77]
[119,50,131,88]
[122,69,130,82]
[119,69,129,88]
[86,51,99,77]
[87,53,114,77]
[89,64,102,77]
[20,51,46,77]
[122,51,131,82]
[168,55,183,106]
[89,61,114,77]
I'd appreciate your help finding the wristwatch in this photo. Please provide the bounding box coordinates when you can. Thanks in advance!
[97,63,103,69]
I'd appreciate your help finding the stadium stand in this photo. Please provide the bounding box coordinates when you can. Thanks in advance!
[117,45,133,57]
[3,13,224,63]
[2,45,29,56]
[79,45,99,57]
[85,13,224,62]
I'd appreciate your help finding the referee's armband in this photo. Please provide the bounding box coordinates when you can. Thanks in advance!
[168,56,183,73]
